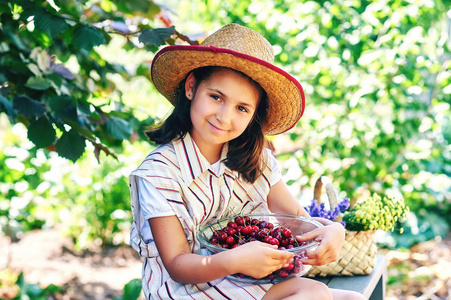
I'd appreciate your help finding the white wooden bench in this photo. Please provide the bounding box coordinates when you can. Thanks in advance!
[313,255,387,299]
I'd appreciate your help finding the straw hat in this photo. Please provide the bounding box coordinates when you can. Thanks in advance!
[151,23,305,135]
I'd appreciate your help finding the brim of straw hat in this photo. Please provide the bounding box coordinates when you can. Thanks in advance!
[151,45,305,135]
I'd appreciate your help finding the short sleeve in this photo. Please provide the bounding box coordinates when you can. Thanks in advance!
[137,177,176,243]
[138,177,176,219]
[269,152,282,186]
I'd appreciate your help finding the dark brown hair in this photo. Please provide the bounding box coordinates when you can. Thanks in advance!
[145,66,268,183]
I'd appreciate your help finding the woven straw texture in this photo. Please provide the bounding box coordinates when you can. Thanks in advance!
[305,177,377,277]
[306,230,377,277]
[151,24,304,135]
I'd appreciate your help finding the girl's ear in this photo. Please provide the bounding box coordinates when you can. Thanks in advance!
[184,72,196,100]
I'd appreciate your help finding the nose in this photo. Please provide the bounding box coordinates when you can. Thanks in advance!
[216,105,234,125]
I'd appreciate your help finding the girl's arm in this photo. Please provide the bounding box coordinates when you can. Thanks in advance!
[148,215,294,284]
[267,179,309,217]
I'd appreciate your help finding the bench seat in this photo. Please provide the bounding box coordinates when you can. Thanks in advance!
[313,255,387,299]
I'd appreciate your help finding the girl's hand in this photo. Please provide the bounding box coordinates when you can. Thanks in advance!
[295,220,345,266]
[226,241,294,279]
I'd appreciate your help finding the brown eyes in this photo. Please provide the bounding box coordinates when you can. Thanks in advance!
[209,94,249,113]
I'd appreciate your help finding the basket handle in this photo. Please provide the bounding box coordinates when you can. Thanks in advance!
[313,176,339,210]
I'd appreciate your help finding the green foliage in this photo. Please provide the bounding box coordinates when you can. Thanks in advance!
[13,272,62,300]
[0,120,53,239]
[184,0,451,226]
[0,268,141,299]
[0,269,62,300]
[377,210,450,249]
[1,0,450,251]
[0,0,174,162]
[0,116,152,248]
[115,279,143,300]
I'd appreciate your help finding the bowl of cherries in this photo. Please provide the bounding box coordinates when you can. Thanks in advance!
[198,213,323,284]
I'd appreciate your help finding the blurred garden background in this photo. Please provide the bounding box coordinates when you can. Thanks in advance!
[0,0,450,299]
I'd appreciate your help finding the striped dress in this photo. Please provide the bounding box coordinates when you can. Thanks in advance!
[129,133,279,299]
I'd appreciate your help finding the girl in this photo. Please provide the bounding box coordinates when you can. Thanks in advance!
[129,24,365,299]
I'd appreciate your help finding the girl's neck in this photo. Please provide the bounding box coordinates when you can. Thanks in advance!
[189,134,224,164]
[202,145,223,164]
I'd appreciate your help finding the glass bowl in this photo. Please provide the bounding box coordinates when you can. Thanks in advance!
[198,213,323,284]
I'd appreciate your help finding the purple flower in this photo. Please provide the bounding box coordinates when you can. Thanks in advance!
[338,198,350,212]
[306,198,350,222]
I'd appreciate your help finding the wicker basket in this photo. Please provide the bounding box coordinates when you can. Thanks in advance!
[305,176,377,277]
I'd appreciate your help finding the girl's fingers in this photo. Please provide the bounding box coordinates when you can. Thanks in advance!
[295,227,323,242]
[300,248,335,266]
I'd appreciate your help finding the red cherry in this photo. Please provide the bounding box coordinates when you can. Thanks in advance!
[226,236,235,245]
[277,269,289,278]
[282,228,292,238]
[265,222,274,230]
[227,221,238,229]
[269,238,279,246]
[234,216,245,226]
[226,227,237,236]
[274,233,283,241]
[218,231,228,242]
[257,229,269,240]
[263,236,272,243]
[241,225,252,235]
[272,227,281,234]
[207,214,314,280]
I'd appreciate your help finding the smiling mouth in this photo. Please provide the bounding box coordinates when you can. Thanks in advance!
[209,122,227,132]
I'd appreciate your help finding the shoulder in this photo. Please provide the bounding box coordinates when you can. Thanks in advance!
[261,148,277,170]
[132,142,180,176]
[147,142,177,165]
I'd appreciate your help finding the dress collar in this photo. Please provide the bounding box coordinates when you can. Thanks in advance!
[172,133,238,185]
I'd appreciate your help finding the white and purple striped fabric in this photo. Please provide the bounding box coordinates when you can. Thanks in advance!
[129,133,281,299]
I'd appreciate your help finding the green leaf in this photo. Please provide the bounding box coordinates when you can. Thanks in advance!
[72,25,106,50]
[138,26,175,46]
[26,282,44,296]
[4,29,27,51]
[55,130,86,162]
[33,9,68,38]
[106,116,132,140]
[13,95,47,118]
[48,95,73,111]
[122,279,142,300]
[0,95,16,119]
[116,0,160,16]
[28,116,56,148]
[15,272,25,296]
[25,76,52,90]
[43,284,62,294]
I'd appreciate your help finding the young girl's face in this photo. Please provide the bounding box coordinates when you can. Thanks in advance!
[185,68,261,161]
